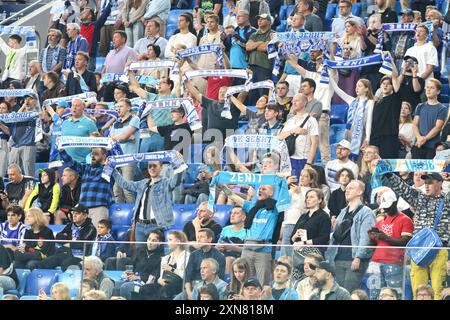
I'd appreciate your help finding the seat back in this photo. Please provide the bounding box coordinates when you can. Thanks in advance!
[25,269,60,296]
[326,3,337,20]
[109,204,134,227]
[214,205,233,226]
[168,9,190,25]
[330,104,348,125]
[57,269,82,298]
[15,268,31,296]
[20,295,39,300]
[329,124,347,145]
[172,204,197,230]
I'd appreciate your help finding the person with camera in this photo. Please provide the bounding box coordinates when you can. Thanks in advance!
[367,189,414,300]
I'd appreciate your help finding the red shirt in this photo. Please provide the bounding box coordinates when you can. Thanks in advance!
[372,213,414,265]
[80,25,95,55]
[206,76,232,100]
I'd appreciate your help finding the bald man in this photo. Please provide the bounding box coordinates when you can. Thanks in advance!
[60,98,98,163]
[225,184,283,286]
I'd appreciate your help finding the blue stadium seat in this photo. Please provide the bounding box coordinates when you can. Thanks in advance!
[189,144,207,163]
[276,20,287,32]
[165,24,178,38]
[184,163,204,186]
[104,270,124,282]
[441,83,449,95]
[109,204,134,226]
[329,123,347,145]
[96,57,105,73]
[112,225,130,241]
[441,95,449,103]
[214,205,233,226]
[172,204,197,230]
[279,5,288,20]
[326,3,337,20]
[352,3,362,16]
[20,295,39,300]
[286,5,296,17]
[395,1,401,13]
[330,104,348,125]
[48,224,65,236]
[168,9,191,25]
[57,269,82,297]
[34,162,49,179]
[24,269,60,296]
[5,268,30,297]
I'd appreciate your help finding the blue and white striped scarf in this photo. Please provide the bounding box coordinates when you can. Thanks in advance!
[0,111,43,143]
[43,92,97,106]
[0,89,33,97]
[374,22,434,53]
[57,136,115,149]
[182,69,252,82]
[62,109,119,120]
[101,73,159,86]
[63,35,84,70]
[0,26,37,49]
[346,98,368,160]
[222,80,276,119]
[128,60,177,71]
[41,44,62,73]
[175,44,224,67]
[108,151,188,174]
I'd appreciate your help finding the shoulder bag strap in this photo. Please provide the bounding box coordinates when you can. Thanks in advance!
[299,115,310,128]
[433,198,445,229]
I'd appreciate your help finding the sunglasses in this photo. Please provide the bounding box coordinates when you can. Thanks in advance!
[306,263,317,270]
[148,164,159,169]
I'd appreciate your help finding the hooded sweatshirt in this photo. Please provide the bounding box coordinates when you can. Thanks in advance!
[25,168,60,214]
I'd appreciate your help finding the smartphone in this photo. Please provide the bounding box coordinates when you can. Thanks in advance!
[370,227,381,233]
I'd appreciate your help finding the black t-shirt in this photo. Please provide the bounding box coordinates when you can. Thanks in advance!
[328,188,347,218]
[380,7,398,23]
[23,226,56,257]
[335,210,354,261]
[201,96,240,144]
[157,123,193,153]
[0,244,19,286]
[6,177,35,206]
[398,75,425,113]
[183,219,223,242]
[370,92,402,139]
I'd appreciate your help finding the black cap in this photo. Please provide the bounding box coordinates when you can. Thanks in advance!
[400,9,414,16]
[171,106,185,116]
[243,278,262,289]
[421,172,444,182]
[435,141,450,150]
[403,56,418,63]
[71,204,89,214]
[23,92,38,100]
[317,262,336,276]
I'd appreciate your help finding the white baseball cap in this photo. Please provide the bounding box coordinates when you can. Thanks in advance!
[337,139,351,150]
[379,189,397,209]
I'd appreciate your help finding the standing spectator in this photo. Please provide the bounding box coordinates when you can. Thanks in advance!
[245,13,274,105]
[91,219,116,262]
[55,167,81,225]
[332,0,365,37]
[376,0,398,23]
[327,180,376,293]
[380,169,450,300]
[121,0,148,48]
[61,98,98,163]
[59,147,113,228]
[0,34,27,88]
[134,20,168,59]
[0,164,35,210]
[300,78,322,121]
[103,30,138,75]
[358,145,380,206]
[79,2,112,71]
[275,81,292,124]
[411,79,447,159]
[143,0,171,37]
[109,98,140,204]
[278,93,319,181]
[62,23,89,71]
[258,104,283,136]
[197,0,223,24]
[296,253,324,300]
[0,244,19,293]
[402,25,438,81]
[368,189,413,300]
[0,101,11,177]
[295,0,323,32]
[164,13,197,59]
[98,0,124,57]
[39,29,66,77]
[370,76,402,159]
[328,168,355,220]
[398,102,415,158]
[309,262,351,300]
[387,9,416,70]
[183,201,222,243]
[325,140,359,192]
[8,92,39,178]
[64,52,97,96]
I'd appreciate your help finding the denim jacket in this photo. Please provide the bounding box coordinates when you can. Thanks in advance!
[112,169,182,228]
[326,202,376,263]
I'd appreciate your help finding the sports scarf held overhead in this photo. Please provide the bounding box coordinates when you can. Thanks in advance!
[267,32,336,76]
[346,98,369,159]
[108,151,188,174]
[100,73,159,86]
[222,81,276,119]
[61,109,119,120]
[182,69,252,82]
[207,171,291,212]
[140,98,202,131]
[0,112,43,143]
[223,134,292,175]
[374,22,434,53]
[320,53,393,86]
[42,92,97,106]
[370,159,449,189]
[175,44,224,67]
[0,26,37,49]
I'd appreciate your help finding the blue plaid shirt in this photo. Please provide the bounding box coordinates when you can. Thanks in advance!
[60,150,114,208]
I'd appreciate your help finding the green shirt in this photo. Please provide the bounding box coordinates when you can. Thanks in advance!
[145,92,176,127]
[248,29,274,70]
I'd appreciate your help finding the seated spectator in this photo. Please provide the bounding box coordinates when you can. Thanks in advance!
[91,219,116,262]
[175,228,226,300]
[14,208,55,269]
[240,278,263,300]
[325,140,359,191]
[198,283,220,300]
[78,277,99,299]
[0,206,27,254]
[93,102,115,137]
[415,284,435,300]
[0,243,19,293]
[55,168,81,225]
[398,102,415,158]
[351,289,369,300]
[184,168,211,205]
[309,262,351,300]
[83,256,115,299]
[296,253,324,300]
[328,168,355,220]
[191,258,228,300]
[378,287,399,300]
[227,257,252,300]
[183,201,223,244]
[38,282,71,300]
[36,204,96,271]
[265,261,298,300]
[119,230,165,300]
[24,169,60,224]
[358,145,380,206]
[82,289,107,300]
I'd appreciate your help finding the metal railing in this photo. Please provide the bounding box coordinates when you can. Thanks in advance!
[0,0,49,26]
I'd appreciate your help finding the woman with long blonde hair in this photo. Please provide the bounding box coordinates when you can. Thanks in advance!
[39,282,71,300]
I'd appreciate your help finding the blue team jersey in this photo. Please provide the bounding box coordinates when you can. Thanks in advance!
[0,221,28,246]
[219,225,247,242]
[242,200,279,242]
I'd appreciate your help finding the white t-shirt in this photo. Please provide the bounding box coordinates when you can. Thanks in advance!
[325,159,359,191]
[164,32,198,60]
[402,43,438,80]
[282,113,319,160]
[284,187,310,225]
[399,122,415,152]
[305,70,334,111]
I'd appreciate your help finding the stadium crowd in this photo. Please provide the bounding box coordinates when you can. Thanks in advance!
[0,0,450,301]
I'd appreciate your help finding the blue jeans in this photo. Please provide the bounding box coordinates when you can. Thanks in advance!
[367,262,404,300]
[290,158,307,182]
[135,222,163,248]
[280,223,295,258]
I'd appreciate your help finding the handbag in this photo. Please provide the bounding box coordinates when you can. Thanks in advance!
[162,270,184,298]
[406,198,444,267]
[286,115,310,156]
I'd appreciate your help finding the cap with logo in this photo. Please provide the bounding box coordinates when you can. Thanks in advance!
[379,189,398,209]
[256,13,273,24]
[243,278,262,289]
[337,139,351,150]
[421,172,443,182]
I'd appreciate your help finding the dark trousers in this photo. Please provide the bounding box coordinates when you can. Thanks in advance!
[14,251,42,269]
[248,65,272,105]
[411,145,436,159]
[370,135,400,159]
[335,259,370,293]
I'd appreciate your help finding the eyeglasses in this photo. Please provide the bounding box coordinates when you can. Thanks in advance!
[305,263,317,270]
[416,293,432,297]
[148,164,159,169]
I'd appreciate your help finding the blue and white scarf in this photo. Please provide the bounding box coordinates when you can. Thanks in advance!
[57,136,115,149]
[0,89,33,97]
[101,73,159,86]
[175,44,224,67]
[43,92,97,106]
[108,151,188,174]
[370,159,449,188]
[62,109,119,120]
[207,171,291,212]
[182,69,252,82]
[374,22,434,53]
[41,44,62,73]
[63,35,84,70]
[71,68,90,93]
[0,111,43,143]
[140,98,202,131]
[128,60,177,71]
[223,134,292,175]
[0,26,37,49]
[70,224,83,257]
[223,80,276,119]
[441,31,450,77]
[346,98,368,160]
